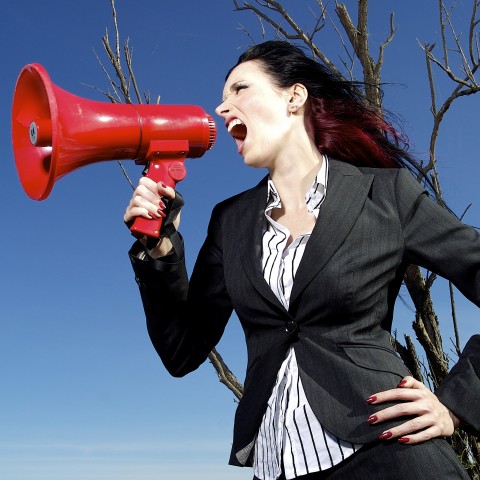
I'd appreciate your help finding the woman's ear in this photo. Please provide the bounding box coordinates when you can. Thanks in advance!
[287,83,308,112]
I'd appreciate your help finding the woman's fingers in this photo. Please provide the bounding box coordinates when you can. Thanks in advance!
[367,376,456,444]
[366,376,426,406]
[155,180,176,200]
[124,178,175,223]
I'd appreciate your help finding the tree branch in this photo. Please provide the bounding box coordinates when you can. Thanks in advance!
[208,348,244,400]
[233,0,343,77]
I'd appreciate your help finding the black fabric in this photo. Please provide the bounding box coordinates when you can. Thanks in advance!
[252,439,468,480]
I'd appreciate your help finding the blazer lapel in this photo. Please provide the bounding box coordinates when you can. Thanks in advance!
[289,160,374,307]
[237,177,289,313]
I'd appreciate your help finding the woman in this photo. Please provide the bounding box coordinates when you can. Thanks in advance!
[125,41,479,479]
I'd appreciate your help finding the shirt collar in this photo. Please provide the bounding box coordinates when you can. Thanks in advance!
[266,155,328,214]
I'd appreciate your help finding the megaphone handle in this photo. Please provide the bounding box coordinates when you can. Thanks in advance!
[130,156,187,239]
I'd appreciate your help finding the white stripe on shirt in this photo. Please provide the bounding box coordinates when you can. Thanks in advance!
[253,156,362,480]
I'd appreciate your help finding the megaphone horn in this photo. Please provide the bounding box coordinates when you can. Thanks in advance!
[11,63,216,237]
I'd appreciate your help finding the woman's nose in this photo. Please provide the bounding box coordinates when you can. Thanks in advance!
[215,101,229,117]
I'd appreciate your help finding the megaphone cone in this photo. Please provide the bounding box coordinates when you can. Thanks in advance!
[11,63,216,202]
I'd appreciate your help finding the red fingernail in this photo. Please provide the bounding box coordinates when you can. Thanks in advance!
[157,209,166,218]
[397,379,407,387]
[398,437,410,444]
[147,213,155,219]
[379,431,392,440]
[367,415,378,424]
[159,201,166,209]
[366,396,377,404]
[160,182,166,188]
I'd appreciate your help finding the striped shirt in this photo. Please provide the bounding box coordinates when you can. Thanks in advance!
[253,156,362,480]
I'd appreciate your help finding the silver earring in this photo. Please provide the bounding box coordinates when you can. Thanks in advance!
[290,104,299,111]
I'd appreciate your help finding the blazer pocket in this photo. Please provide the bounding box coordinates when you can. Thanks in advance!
[342,343,411,378]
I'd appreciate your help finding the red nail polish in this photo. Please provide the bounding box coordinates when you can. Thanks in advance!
[366,395,377,404]
[379,431,392,440]
[398,437,410,444]
[157,209,166,218]
[367,415,378,424]
[397,379,407,387]
[160,182,167,188]
[159,201,166,209]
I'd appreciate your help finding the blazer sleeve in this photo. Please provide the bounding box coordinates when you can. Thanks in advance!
[396,168,480,434]
[129,204,234,377]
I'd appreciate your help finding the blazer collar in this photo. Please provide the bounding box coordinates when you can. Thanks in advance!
[237,159,374,313]
[238,176,286,313]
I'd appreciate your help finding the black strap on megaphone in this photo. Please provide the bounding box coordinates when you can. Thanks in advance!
[152,191,184,253]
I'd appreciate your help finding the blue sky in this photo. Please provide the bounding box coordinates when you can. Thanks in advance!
[1,1,479,479]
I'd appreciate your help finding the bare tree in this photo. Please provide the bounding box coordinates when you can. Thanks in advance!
[232,0,480,476]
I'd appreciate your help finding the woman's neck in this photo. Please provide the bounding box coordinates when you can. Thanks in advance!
[269,146,324,212]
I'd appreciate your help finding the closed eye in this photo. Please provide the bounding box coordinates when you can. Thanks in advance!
[221,82,249,103]
[233,82,248,93]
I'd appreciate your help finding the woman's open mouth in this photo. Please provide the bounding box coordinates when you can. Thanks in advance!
[227,118,247,153]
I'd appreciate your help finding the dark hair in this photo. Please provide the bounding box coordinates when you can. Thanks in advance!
[228,40,422,175]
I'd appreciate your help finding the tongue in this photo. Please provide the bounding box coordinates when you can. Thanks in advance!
[235,138,245,153]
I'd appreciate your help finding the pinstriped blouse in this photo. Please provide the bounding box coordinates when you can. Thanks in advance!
[253,156,362,480]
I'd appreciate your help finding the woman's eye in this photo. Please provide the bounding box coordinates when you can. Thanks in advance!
[235,84,248,93]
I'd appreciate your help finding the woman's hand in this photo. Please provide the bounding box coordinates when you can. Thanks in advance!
[124,177,180,257]
[366,375,461,444]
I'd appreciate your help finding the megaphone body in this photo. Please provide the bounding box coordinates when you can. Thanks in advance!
[11,63,216,237]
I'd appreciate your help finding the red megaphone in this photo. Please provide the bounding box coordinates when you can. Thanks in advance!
[11,63,216,237]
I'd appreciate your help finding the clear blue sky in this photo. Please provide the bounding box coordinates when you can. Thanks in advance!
[1,1,479,479]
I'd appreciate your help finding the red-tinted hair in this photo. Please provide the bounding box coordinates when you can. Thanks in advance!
[310,96,403,168]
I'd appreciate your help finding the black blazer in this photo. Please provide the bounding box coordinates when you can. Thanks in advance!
[130,159,480,466]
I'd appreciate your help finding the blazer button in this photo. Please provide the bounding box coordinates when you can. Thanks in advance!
[285,320,297,333]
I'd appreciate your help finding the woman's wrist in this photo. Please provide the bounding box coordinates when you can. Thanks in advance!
[448,409,462,430]
[147,234,174,259]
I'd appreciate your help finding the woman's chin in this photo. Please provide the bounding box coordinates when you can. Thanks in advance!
[242,154,267,169]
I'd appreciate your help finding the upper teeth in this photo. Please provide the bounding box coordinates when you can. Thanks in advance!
[227,118,244,132]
